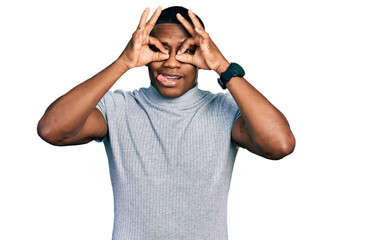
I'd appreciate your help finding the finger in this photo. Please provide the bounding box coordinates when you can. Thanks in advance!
[188,9,205,30]
[176,13,196,36]
[131,27,147,48]
[145,6,162,34]
[195,27,210,45]
[177,37,195,55]
[175,52,194,65]
[195,27,209,38]
[152,51,170,62]
[149,36,168,54]
[137,7,150,30]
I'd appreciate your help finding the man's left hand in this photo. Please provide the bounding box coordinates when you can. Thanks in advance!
[175,10,229,75]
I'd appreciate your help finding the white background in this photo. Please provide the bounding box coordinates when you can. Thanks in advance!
[1,0,375,239]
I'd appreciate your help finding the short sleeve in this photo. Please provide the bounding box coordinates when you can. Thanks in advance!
[96,93,108,123]
[223,92,242,127]
[94,90,128,142]
[94,92,110,142]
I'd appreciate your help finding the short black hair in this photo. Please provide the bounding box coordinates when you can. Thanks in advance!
[156,6,205,29]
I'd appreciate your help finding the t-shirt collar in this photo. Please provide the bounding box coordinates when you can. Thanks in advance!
[146,84,205,108]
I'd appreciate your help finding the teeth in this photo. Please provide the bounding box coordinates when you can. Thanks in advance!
[166,75,180,79]
[157,74,182,84]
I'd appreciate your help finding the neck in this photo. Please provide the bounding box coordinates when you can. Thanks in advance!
[146,84,206,108]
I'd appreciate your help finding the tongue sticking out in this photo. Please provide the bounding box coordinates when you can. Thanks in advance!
[157,74,168,82]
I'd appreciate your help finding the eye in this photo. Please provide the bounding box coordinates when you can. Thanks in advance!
[148,44,160,52]
[184,48,195,55]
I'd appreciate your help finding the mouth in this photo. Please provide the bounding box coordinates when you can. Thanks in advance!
[156,73,183,87]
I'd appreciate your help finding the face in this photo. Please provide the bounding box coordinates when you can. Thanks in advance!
[148,23,198,98]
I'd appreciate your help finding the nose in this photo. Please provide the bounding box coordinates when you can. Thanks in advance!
[163,49,181,68]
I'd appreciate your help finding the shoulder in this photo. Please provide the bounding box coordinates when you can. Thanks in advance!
[101,88,143,105]
[204,90,238,109]
[198,89,240,118]
[210,91,241,125]
[97,89,140,116]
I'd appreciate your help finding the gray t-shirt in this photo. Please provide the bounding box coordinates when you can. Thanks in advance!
[96,85,241,240]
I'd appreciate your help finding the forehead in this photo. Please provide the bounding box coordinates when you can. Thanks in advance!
[150,23,191,42]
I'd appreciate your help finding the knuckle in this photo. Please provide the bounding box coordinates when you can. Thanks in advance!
[132,31,140,39]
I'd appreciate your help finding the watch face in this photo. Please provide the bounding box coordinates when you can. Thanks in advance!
[232,63,245,76]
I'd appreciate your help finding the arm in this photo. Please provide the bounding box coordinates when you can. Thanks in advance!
[225,75,295,160]
[37,60,126,146]
[176,10,295,160]
[37,7,169,146]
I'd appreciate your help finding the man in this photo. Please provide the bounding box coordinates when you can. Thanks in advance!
[38,6,295,240]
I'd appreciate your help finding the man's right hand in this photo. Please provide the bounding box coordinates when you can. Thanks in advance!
[119,7,169,69]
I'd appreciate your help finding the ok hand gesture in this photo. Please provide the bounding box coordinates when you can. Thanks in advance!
[119,7,169,69]
[175,10,229,74]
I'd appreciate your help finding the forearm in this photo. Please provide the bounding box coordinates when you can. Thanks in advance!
[38,59,128,141]
[226,76,295,156]
[172,7,294,158]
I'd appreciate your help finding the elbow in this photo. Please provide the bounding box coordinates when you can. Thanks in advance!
[257,131,295,160]
[268,132,296,160]
[37,120,67,146]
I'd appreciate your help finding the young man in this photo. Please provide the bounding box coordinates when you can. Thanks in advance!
[38,6,295,240]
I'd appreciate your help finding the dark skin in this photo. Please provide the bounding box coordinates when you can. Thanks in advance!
[37,7,295,159]
[147,23,198,98]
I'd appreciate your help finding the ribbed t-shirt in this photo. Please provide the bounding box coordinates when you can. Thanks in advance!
[96,85,242,240]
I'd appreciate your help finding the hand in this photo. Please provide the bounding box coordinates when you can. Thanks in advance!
[119,7,169,69]
[175,10,229,74]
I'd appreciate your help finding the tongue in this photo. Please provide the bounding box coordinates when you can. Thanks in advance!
[157,74,169,82]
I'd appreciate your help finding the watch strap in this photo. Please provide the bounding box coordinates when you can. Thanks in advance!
[217,62,245,89]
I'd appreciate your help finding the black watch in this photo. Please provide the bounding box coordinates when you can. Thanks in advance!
[217,62,245,89]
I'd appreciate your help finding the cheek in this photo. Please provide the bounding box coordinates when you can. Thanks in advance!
[185,66,198,80]
[148,62,160,72]
[148,63,161,78]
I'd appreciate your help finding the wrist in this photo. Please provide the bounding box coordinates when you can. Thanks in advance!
[217,62,245,89]
[109,58,130,77]
[215,60,230,76]
[115,57,132,73]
